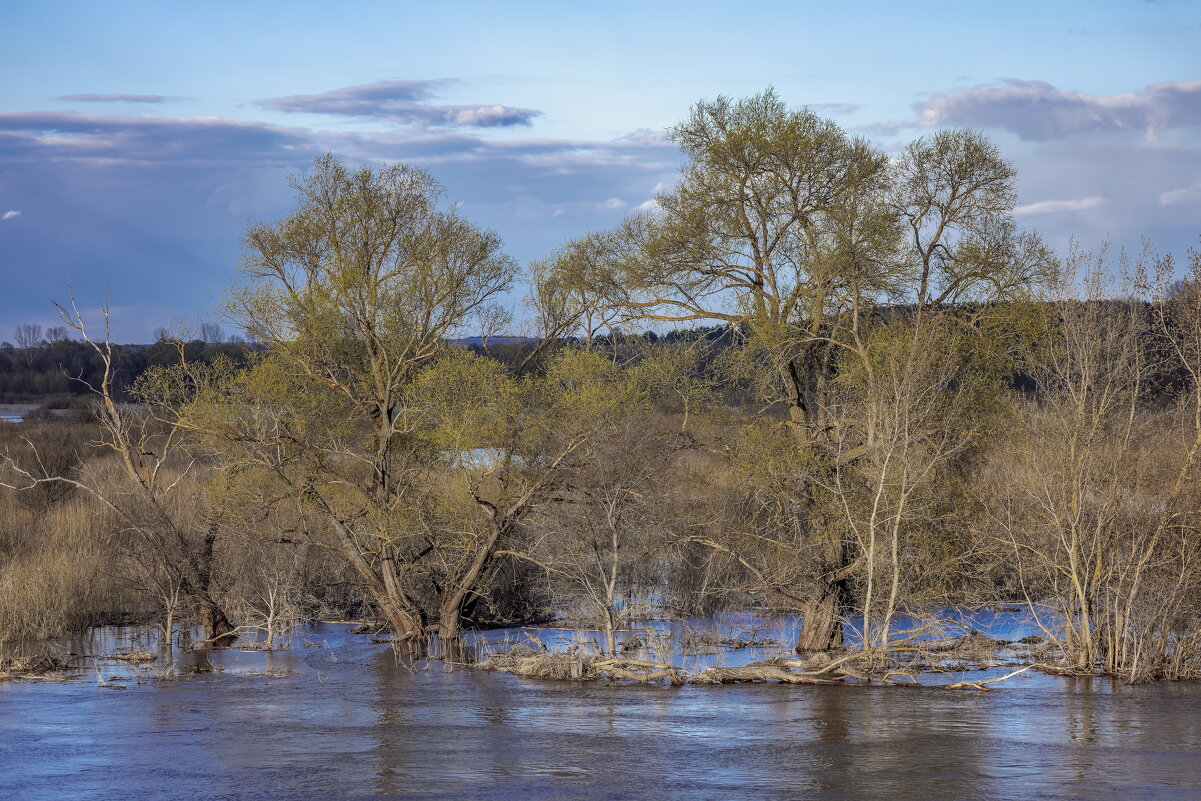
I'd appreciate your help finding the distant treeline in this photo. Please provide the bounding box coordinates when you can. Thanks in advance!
[0,326,740,407]
[3,310,1185,409]
[0,338,254,405]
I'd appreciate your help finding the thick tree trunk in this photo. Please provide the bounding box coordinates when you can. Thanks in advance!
[193,527,237,646]
[780,352,852,653]
[438,521,506,644]
[794,506,851,653]
[378,551,426,640]
[197,599,237,645]
[307,491,427,642]
[795,580,847,652]
[381,602,425,640]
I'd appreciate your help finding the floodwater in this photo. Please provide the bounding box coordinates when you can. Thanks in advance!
[2,623,1199,801]
[0,404,35,423]
[0,404,75,423]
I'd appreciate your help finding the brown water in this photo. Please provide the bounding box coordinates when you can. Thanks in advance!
[1,623,1199,800]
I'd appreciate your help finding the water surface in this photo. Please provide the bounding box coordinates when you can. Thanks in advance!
[1,624,1198,800]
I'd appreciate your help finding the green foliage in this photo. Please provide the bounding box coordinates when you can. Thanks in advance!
[409,347,520,455]
[227,154,517,410]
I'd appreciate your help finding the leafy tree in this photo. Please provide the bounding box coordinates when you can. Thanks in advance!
[544,89,1050,650]
[171,154,519,640]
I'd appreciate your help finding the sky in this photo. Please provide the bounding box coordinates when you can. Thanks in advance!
[0,0,1199,341]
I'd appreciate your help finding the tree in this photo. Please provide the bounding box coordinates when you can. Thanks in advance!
[198,321,224,343]
[986,239,1201,680]
[44,326,70,343]
[824,313,1002,653]
[2,298,238,645]
[406,346,582,642]
[522,349,681,654]
[14,323,43,350]
[14,323,43,366]
[893,129,1051,310]
[169,154,518,641]
[546,89,1049,651]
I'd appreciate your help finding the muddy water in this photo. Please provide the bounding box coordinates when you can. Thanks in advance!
[2,624,1199,801]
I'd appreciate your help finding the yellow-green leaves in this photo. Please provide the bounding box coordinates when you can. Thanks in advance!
[542,348,635,428]
[227,154,517,417]
[409,347,520,457]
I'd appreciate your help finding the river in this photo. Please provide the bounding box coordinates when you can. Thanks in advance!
[2,622,1199,800]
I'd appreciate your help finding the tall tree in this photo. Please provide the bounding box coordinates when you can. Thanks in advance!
[546,90,1049,651]
[190,154,518,640]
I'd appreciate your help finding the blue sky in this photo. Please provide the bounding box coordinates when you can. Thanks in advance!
[1,0,1198,340]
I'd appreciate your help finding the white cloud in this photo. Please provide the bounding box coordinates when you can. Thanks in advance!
[914,78,1201,140]
[257,80,541,129]
[1,210,20,220]
[634,198,663,214]
[1013,197,1105,215]
[1160,182,1201,206]
[62,94,177,104]
[808,102,862,115]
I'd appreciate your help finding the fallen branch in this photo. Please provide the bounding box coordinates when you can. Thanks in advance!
[946,664,1034,691]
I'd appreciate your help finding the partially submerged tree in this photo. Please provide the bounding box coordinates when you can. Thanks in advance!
[408,347,583,642]
[987,240,1201,681]
[170,154,518,641]
[543,89,1051,651]
[524,349,687,654]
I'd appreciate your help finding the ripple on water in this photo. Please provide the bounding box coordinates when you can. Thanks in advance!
[2,622,1200,801]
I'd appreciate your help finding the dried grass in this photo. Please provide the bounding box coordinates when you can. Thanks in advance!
[0,495,128,642]
[477,645,599,681]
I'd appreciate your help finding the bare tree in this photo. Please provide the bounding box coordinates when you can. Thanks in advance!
[985,239,1201,680]
[2,297,237,645]
[13,323,43,366]
[44,325,70,343]
[13,323,43,350]
[198,321,224,343]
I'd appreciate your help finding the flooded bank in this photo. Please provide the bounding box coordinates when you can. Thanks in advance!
[2,623,1200,800]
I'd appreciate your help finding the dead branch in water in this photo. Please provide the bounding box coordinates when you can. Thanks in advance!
[945,665,1034,691]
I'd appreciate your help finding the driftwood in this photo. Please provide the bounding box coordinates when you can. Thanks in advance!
[945,664,1034,690]
[696,663,841,685]
[472,639,1038,690]
[593,657,685,685]
[476,649,686,684]
[0,654,73,680]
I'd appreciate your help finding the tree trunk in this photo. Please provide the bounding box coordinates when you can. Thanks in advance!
[795,581,846,652]
[310,494,427,642]
[780,353,852,653]
[381,602,425,640]
[197,599,237,645]
[194,527,237,646]
[791,486,852,654]
[795,528,850,653]
[604,609,618,656]
[439,520,507,644]
[379,551,426,640]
